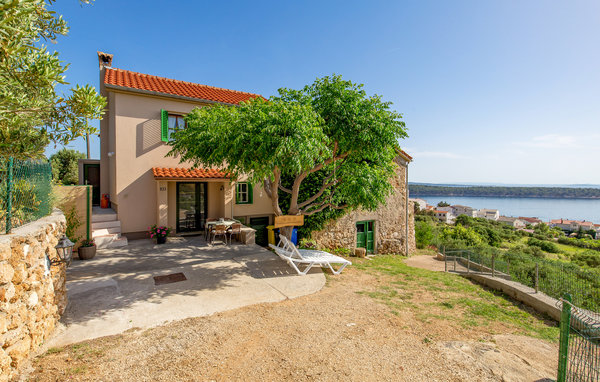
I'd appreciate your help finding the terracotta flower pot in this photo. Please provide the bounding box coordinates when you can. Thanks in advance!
[78,245,97,260]
[157,236,167,244]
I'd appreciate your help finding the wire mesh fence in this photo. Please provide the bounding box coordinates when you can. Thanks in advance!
[0,157,53,233]
[443,248,600,313]
[558,295,600,382]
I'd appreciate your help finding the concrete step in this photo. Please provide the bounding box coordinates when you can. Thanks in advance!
[92,213,118,223]
[95,234,128,249]
[92,227,121,238]
[92,220,121,230]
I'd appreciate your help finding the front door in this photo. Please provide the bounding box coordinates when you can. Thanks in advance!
[356,221,375,253]
[83,163,100,206]
[176,182,207,233]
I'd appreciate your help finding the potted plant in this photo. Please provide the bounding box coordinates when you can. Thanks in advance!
[148,225,171,244]
[78,239,96,260]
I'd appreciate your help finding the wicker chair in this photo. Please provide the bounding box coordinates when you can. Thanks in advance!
[228,223,242,244]
[210,224,228,245]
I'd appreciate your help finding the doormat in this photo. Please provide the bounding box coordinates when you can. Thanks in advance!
[153,272,187,285]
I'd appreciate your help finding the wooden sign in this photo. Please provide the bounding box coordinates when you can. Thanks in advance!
[274,215,304,228]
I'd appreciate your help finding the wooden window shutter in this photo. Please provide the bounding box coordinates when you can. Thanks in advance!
[160,109,169,142]
[248,183,253,204]
[235,183,240,204]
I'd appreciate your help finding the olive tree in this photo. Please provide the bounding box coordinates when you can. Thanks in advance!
[0,0,106,158]
[168,75,408,236]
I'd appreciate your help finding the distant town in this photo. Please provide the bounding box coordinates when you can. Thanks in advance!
[410,198,600,238]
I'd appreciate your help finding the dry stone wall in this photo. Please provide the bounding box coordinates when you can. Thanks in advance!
[311,157,416,255]
[0,210,67,382]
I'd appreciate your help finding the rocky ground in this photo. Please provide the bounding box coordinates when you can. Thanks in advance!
[24,254,558,381]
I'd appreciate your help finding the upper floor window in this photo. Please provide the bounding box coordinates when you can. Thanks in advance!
[236,182,253,204]
[160,109,185,142]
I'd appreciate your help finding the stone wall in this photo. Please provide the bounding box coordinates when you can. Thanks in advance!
[0,210,67,382]
[310,157,416,255]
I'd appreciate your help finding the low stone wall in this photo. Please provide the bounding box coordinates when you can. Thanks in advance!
[0,209,67,382]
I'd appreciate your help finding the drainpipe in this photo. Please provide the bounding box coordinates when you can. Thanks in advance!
[405,163,409,256]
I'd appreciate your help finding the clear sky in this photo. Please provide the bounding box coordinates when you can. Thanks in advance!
[46,0,600,185]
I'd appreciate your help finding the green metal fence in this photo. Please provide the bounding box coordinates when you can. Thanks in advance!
[443,248,600,312]
[558,294,599,382]
[0,157,53,233]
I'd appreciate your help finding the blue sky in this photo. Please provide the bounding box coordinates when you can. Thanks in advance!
[46,0,600,185]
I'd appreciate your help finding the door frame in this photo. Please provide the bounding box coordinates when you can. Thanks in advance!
[175,182,208,233]
[356,220,375,253]
[83,163,101,206]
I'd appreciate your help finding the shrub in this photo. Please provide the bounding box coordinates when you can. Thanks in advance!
[415,221,433,249]
[527,237,560,254]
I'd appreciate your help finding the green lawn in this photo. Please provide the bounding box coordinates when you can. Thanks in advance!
[353,253,559,342]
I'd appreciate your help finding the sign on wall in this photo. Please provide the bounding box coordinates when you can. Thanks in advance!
[274,215,304,228]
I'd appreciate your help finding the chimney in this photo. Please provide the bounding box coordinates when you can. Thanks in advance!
[97,51,113,69]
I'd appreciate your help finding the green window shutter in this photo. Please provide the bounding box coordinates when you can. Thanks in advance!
[235,183,240,204]
[248,183,253,204]
[160,109,169,142]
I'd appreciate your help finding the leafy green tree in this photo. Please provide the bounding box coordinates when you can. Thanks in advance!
[0,0,106,158]
[50,148,85,185]
[437,201,450,207]
[169,75,408,237]
[415,221,433,249]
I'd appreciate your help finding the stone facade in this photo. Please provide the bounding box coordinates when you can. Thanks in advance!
[0,210,67,382]
[310,156,416,255]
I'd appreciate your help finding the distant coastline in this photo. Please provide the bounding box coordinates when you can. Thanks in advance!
[409,184,600,199]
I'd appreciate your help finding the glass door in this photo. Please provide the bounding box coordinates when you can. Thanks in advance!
[176,182,207,233]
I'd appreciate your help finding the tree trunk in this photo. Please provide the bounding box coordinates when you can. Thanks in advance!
[279,226,293,240]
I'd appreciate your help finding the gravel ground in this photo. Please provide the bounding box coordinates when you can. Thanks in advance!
[27,258,558,382]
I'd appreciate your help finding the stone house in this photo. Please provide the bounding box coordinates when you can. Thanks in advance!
[87,52,414,253]
[311,151,416,255]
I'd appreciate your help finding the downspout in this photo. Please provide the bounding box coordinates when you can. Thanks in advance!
[405,163,409,256]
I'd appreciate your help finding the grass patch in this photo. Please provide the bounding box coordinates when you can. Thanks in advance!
[45,347,63,355]
[353,255,559,342]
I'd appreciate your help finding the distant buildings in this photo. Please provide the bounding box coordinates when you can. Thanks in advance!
[409,198,427,211]
[518,217,542,226]
[433,210,453,223]
[497,216,527,229]
[477,209,500,221]
[549,219,596,232]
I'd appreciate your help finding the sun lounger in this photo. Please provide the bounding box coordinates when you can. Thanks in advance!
[269,236,351,275]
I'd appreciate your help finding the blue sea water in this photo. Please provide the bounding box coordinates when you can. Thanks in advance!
[418,196,600,224]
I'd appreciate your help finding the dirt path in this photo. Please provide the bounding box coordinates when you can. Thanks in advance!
[26,261,558,381]
[404,254,446,271]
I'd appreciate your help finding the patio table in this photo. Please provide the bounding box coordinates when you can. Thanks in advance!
[205,219,240,241]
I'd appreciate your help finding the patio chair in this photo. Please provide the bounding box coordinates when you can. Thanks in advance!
[228,223,242,244]
[269,236,351,275]
[205,219,217,240]
[210,224,228,245]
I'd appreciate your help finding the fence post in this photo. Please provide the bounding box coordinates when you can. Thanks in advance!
[5,157,13,234]
[507,259,510,278]
[535,263,539,293]
[557,293,572,382]
[453,253,456,271]
[491,254,496,277]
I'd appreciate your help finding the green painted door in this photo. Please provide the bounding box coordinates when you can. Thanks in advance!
[356,221,375,253]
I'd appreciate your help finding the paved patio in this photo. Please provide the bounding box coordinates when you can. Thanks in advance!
[46,236,325,347]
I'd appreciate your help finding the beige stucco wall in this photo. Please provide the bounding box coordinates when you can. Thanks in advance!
[102,90,216,233]
[232,182,274,224]
[53,185,91,248]
[310,157,416,255]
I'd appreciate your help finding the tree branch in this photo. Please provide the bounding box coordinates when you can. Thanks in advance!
[298,179,338,209]
[303,203,347,216]
[278,183,292,194]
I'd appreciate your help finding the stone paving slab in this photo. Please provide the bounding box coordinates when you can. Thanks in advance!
[45,237,325,347]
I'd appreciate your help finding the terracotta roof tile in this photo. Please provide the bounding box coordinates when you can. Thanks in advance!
[152,167,229,180]
[104,68,263,105]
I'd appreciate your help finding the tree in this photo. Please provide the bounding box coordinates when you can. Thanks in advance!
[0,0,106,158]
[169,75,408,237]
[437,201,450,207]
[50,148,85,185]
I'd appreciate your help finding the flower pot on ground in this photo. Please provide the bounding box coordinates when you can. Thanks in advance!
[148,225,171,244]
[78,239,96,260]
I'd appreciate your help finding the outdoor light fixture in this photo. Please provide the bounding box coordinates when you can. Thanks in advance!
[51,235,74,267]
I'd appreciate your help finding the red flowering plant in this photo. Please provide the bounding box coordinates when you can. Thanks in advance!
[148,225,171,239]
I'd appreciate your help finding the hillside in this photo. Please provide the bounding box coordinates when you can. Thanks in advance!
[409,184,600,199]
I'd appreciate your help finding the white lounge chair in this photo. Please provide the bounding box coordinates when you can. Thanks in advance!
[269,236,351,275]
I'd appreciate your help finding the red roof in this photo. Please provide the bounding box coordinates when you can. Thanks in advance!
[152,167,229,180]
[104,68,263,105]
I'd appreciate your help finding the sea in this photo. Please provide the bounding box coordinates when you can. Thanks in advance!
[417,196,600,224]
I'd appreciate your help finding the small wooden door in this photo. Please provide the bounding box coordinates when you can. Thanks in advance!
[83,163,100,206]
[356,221,375,253]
